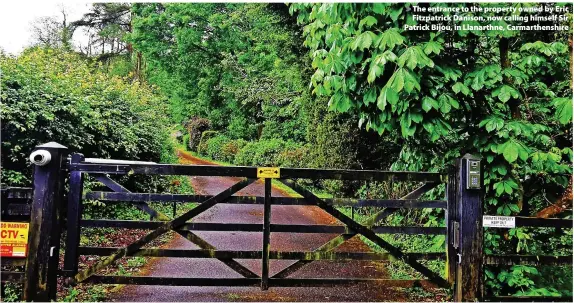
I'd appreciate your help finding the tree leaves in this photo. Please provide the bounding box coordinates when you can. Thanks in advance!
[397,46,434,69]
[452,82,471,96]
[552,97,573,124]
[372,3,386,14]
[422,96,439,112]
[521,41,567,56]
[363,87,377,105]
[377,86,398,109]
[359,16,378,29]
[367,61,384,84]
[467,65,502,91]
[388,6,403,22]
[492,85,521,103]
[323,52,346,73]
[497,139,530,163]
[386,68,421,94]
[437,94,459,113]
[376,28,404,51]
[479,116,505,132]
[350,31,377,51]
[292,4,573,296]
[423,40,443,55]
[328,92,352,112]
[494,179,519,195]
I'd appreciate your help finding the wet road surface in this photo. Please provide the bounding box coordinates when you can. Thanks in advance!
[110,150,411,301]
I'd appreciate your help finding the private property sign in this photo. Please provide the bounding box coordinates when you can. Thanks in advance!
[0,222,30,257]
[483,216,516,228]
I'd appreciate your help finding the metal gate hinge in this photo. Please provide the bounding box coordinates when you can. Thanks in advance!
[50,246,56,257]
[453,221,460,249]
[457,253,462,264]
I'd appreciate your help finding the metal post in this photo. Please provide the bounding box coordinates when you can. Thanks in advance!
[453,154,484,302]
[64,153,85,275]
[446,168,457,285]
[24,142,68,301]
[261,178,272,290]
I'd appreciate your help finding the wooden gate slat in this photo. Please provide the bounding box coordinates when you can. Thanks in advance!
[272,182,441,279]
[279,179,449,288]
[71,178,258,284]
[90,174,258,278]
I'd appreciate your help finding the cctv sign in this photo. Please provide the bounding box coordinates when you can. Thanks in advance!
[1,222,30,257]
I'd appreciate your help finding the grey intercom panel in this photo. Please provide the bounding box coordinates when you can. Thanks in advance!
[467,160,481,189]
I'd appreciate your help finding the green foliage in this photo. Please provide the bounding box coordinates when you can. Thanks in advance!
[1,282,21,302]
[292,2,573,296]
[86,285,106,301]
[0,48,169,185]
[0,170,29,186]
[200,135,247,163]
[486,265,570,297]
[201,135,230,160]
[62,287,80,302]
[234,139,304,167]
[197,131,219,155]
[130,3,311,142]
[305,97,401,171]
[276,145,309,168]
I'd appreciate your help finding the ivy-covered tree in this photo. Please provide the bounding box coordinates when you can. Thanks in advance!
[291,2,572,296]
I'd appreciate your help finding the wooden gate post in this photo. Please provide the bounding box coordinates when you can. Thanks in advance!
[63,153,85,275]
[24,142,68,301]
[453,154,484,302]
[261,178,272,290]
[446,167,457,286]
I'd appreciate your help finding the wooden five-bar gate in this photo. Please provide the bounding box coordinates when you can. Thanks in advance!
[1,142,572,302]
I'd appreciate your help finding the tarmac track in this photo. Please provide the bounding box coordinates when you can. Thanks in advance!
[110,150,412,302]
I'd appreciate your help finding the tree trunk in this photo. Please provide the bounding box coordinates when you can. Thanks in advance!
[499,37,521,120]
[537,177,573,218]
[537,38,573,218]
[136,51,143,80]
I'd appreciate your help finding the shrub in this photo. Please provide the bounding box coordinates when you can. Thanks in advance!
[235,139,282,166]
[197,130,219,155]
[277,145,309,168]
[235,139,305,167]
[226,114,258,140]
[205,135,228,161]
[220,139,247,163]
[182,133,190,150]
[0,48,168,186]
[201,135,248,163]
[185,117,210,151]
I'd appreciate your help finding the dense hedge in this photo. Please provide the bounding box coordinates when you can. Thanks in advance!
[199,135,246,163]
[197,130,219,155]
[235,139,306,167]
[0,48,169,186]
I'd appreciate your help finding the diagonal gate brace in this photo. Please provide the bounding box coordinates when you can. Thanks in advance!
[71,178,258,284]
[272,182,440,279]
[278,179,449,288]
[93,175,258,278]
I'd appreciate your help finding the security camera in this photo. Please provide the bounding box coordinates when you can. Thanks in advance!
[29,150,52,166]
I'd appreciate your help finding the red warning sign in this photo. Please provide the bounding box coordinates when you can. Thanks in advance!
[1,222,29,257]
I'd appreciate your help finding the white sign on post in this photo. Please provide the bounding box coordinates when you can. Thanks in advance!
[483,216,515,228]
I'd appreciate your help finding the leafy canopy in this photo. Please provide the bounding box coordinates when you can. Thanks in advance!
[291,2,572,296]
